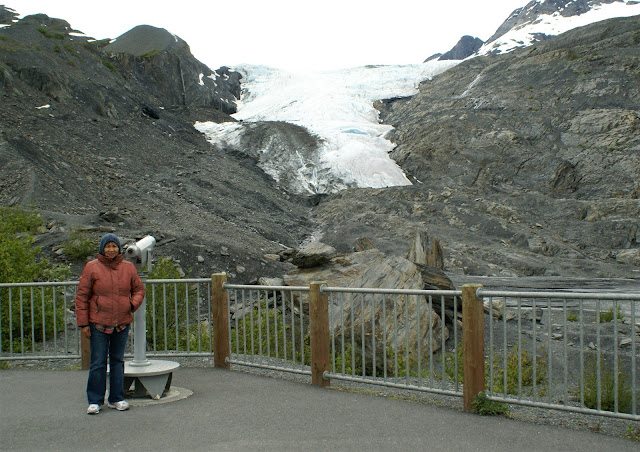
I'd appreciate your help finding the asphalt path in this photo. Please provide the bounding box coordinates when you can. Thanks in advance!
[0,367,637,451]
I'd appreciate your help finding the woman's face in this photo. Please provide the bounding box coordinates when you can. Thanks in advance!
[103,242,119,259]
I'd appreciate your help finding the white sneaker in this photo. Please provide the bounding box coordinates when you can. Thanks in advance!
[107,400,130,411]
[87,404,100,415]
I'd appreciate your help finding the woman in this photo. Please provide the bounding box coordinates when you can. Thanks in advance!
[75,233,145,415]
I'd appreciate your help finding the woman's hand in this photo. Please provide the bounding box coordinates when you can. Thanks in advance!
[82,326,91,338]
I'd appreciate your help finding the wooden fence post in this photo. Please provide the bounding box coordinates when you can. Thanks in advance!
[212,272,230,369]
[310,281,330,387]
[80,334,90,370]
[462,283,485,412]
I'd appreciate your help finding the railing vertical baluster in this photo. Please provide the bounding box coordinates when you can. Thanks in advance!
[360,293,365,378]
[289,291,295,364]
[162,283,168,352]
[299,290,304,365]
[631,299,637,415]
[532,297,537,397]
[393,294,398,380]
[428,294,434,388]
[502,296,507,398]
[453,294,459,391]
[546,297,552,402]
[186,282,191,352]
[350,293,355,377]
[517,296,523,399]
[596,298,601,411]
[281,290,287,361]
[372,294,377,379]
[19,287,24,354]
[382,293,387,382]
[413,294,419,384]
[488,295,494,395]
[579,299,585,408]
[629,300,640,414]
[613,300,619,413]
[563,298,569,406]
[196,284,201,352]
[340,292,346,375]
[243,289,248,358]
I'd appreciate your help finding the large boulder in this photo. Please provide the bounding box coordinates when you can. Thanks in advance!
[284,247,451,375]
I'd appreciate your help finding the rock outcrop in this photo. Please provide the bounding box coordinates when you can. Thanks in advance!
[105,25,240,114]
[438,35,483,60]
[284,244,454,374]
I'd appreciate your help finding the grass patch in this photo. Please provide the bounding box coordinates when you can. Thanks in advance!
[624,425,640,442]
[598,305,623,323]
[101,59,118,74]
[566,311,578,322]
[37,27,64,40]
[472,392,510,416]
[138,49,160,58]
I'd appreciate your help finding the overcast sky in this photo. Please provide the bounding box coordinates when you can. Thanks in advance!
[5,0,527,73]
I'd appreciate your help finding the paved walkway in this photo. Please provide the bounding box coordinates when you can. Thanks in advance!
[0,367,637,451]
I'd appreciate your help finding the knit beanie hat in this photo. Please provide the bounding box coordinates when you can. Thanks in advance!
[99,233,121,255]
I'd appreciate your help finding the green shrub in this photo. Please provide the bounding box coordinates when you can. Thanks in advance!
[61,228,94,261]
[0,361,9,370]
[101,59,118,74]
[566,312,578,322]
[599,305,623,323]
[472,392,510,416]
[0,207,71,352]
[491,346,548,396]
[575,355,633,414]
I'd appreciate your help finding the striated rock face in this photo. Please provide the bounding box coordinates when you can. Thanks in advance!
[284,247,452,373]
[315,15,640,279]
[438,35,484,61]
[105,25,240,114]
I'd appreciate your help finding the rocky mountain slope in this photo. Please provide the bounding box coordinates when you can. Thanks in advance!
[1,6,639,284]
[0,11,313,282]
[315,14,640,278]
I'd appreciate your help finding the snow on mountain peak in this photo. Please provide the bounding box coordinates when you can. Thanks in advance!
[478,0,640,56]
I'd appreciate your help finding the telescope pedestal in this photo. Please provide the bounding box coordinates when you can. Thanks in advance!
[124,360,180,400]
[124,292,180,400]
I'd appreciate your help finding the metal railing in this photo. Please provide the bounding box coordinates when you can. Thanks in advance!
[0,278,214,360]
[479,289,639,421]
[1,277,638,420]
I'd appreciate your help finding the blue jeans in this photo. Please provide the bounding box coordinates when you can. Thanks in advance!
[86,323,130,405]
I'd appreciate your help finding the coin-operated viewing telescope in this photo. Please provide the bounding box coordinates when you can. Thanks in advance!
[122,235,179,399]
[124,235,155,271]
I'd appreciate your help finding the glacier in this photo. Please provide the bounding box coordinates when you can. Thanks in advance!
[195,61,459,194]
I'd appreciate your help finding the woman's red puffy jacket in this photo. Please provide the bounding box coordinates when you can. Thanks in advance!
[75,253,145,327]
